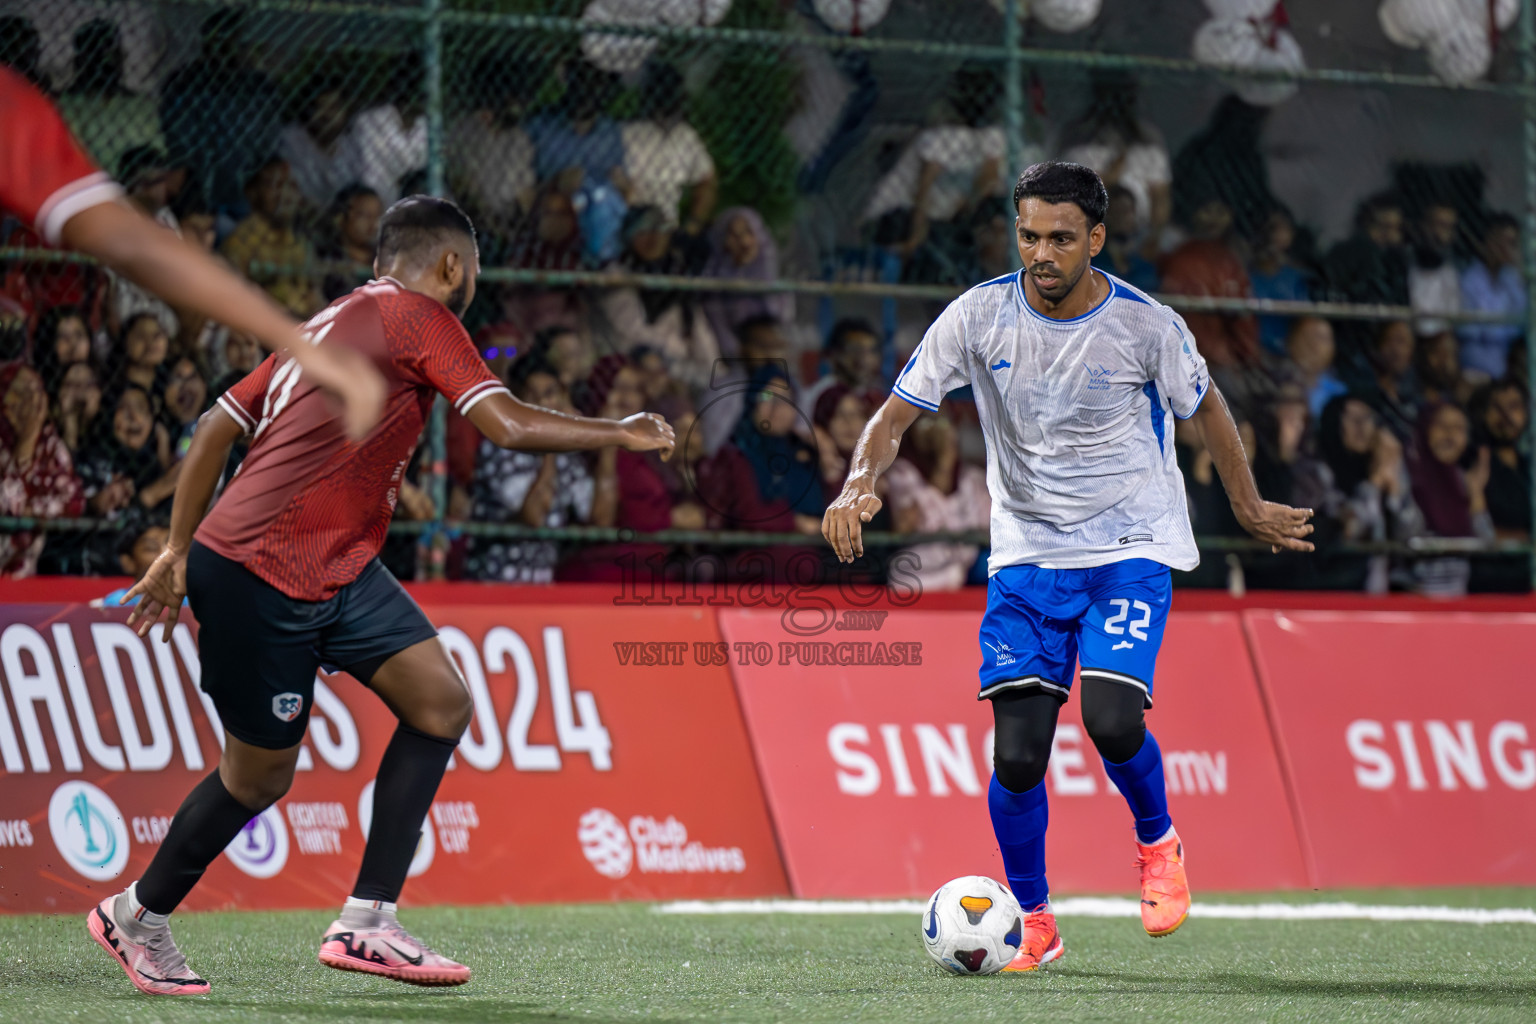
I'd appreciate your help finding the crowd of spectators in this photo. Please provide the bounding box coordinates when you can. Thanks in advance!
[0,12,1530,594]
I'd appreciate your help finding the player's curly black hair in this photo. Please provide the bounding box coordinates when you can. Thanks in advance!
[1012,161,1109,228]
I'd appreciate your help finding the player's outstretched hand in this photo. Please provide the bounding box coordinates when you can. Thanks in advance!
[1236,500,1315,554]
[619,412,676,461]
[823,490,883,563]
[290,343,386,441]
[122,545,188,643]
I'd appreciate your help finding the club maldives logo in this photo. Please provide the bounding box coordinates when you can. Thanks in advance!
[577,808,633,879]
[577,808,746,880]
[48,781,130,881]
[223,806,289,878]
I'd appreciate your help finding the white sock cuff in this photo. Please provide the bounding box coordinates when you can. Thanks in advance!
[1142,824,1178,846]
[344,896,397,915]
[126,882,169,927]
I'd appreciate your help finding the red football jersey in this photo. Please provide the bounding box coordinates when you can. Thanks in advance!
[0,66,124,244]
[198,279,509,600]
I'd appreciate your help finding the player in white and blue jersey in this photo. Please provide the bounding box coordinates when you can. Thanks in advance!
[823,162,1314,971]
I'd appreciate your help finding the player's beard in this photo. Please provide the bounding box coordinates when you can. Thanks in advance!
[1030,259,1085,303]
[446,278,469,319]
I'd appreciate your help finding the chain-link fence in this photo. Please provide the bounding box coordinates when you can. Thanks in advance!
[1,0,1533,595]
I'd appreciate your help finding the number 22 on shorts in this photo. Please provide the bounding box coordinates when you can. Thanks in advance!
[1102,598,1151,650]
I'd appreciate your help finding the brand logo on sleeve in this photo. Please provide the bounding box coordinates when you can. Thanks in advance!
[990,359,1011,372]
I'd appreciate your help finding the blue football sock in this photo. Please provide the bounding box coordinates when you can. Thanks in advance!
[1101,730,1173,844]
[987,774,1049,910]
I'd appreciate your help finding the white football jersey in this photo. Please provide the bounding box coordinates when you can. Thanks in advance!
[894,268,1210,574]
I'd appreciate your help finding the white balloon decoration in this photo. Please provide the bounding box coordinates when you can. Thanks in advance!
[1379,0,1504,84]
[1031,0,1102,34]
[1202,0,1279,18]
[1378,0,1424,49]
[1240,26,1304,106]
[811,0,893,34]
[580,0,662,75]
[1380,0,1469,48]
[1193,17,1264,69]
[1427,13,1493,84]
[1192,17,1305,107]
[660,0,731,26]
[985,0,1103,34]
[1466,0,1518,32]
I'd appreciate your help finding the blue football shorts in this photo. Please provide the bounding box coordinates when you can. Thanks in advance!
[976,558,1172,708]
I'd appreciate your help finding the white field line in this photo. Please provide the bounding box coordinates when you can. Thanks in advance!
[653,897,1536,925]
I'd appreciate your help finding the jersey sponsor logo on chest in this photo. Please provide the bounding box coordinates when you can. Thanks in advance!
[1084,363,1117,390]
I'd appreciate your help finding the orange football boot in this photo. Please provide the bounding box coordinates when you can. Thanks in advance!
[1001,903,1065,972]
[1135,828,1190,937]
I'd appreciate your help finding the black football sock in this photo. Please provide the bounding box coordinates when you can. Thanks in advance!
[135,770,261,915]
[351,723,458,904]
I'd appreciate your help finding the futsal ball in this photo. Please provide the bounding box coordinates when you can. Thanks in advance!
[920,875,1023,976]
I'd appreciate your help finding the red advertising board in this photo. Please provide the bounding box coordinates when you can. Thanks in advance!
[1244,610,1536,887]
[0,603,788,913]
[721,607,1308,898]
[9,585,1534,911]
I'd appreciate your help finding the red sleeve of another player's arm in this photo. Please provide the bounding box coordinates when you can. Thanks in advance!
[387,297,510,415]
[0,67,125,245]
[215,356,278,435]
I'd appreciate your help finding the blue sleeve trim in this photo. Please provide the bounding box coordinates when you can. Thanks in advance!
[1110,278,1153,305]
[893,385,940,412]
[896,341,924,384]
[1171,380,1209,421]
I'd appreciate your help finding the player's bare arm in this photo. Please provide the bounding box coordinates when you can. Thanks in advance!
[824,394,924,563]
[123,405,244,641]
[60,201,385,440]
[1191,384,1315,553]
[467,391,675,460]
[375,201,675,460]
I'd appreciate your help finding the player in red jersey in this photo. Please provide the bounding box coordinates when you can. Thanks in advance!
[86,196,674,996]
[0,64,383,436]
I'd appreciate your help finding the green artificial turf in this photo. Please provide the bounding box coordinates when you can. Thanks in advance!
[2,891,1534,1023]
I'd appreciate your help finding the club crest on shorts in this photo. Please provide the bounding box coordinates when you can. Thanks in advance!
[272,692,304,722]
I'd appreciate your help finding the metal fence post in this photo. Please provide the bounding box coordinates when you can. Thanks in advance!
[424,0,446,199]
[1523,0,1536,590]
[423,0,449,580]
[1003,0,1025,192]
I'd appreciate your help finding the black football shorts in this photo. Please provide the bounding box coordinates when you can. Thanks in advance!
[186,541,440,749]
